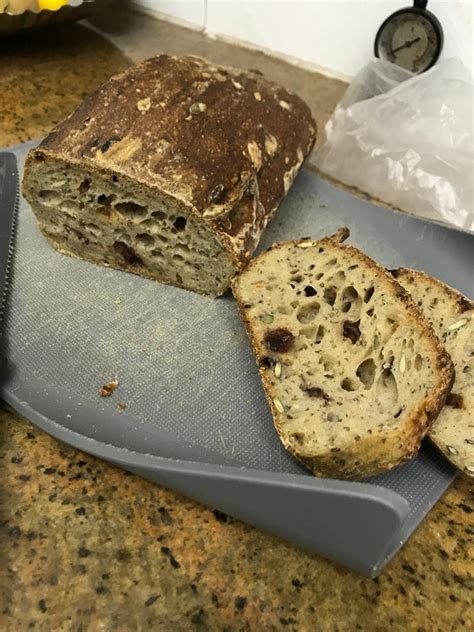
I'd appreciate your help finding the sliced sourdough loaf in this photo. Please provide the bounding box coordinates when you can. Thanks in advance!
[393,268,473,478]
[22,55,316,296]
[232,234,454,479]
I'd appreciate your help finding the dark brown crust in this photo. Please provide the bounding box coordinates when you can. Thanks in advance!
[26,55,316,270]
[233,238,455,480]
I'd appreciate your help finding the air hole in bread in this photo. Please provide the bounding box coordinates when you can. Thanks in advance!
[173,216,187,232]
[315,272,324,280]
[315,325,325,344]
[341,377,358,391]
[79,179,90,193]
[151,210,166,221]
[414,354,423,370]
[304,285,317,297]
[290,274,304,283]
[323,287,337,306]
[113,241,142,266]
[175,243,190,255]
[149,249,163,262]
[115,201,148,218]
[341,286,360,313]
[39,190,62,206]
[98,194,114,205]
[301,325,317,339]
[277,304,293,315]
[386,317,398,328]
[356,358,376,389]
[342,285,359,302]
[297,301,320,323]
[290,432,306,445]
[136,233,155,247]
[332,270,346,286]
[320,356,334,372]
[364,286,375,303]
[376,368,399,406]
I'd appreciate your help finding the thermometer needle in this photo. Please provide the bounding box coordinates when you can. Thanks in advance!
[391,37,421,54]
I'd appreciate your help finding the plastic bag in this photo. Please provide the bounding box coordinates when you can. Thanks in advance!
[314,59,474,232]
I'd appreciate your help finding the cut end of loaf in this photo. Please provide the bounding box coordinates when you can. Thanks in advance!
[233,238,454,480]
[23,155,236,297]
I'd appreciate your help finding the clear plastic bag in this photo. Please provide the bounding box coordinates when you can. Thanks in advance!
[314,59,474,232]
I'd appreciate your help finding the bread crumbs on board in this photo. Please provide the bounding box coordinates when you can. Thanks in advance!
[99,379,119,397]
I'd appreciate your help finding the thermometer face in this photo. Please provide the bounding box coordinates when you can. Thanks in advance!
[375,8,443,73]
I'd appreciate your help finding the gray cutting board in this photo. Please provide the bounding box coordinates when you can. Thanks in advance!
[1,141,472,575]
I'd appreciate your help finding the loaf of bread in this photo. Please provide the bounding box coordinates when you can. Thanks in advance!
[232,234,454,480]
[22,55,316,296]
[393,269,473,478]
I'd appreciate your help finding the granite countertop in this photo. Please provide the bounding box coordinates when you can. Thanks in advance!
[1,7,472,631]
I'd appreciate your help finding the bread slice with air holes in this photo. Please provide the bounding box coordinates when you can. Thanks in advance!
[22,55,315,297]
[392,269,473,478]
[232,232,454,480]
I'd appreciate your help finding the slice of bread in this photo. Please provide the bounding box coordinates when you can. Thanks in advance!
[232,235,454,480]
[393,269,473,478]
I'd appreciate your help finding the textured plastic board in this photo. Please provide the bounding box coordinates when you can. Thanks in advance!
[1,141,471,575]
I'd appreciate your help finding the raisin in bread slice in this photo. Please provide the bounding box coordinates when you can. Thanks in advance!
[393,269,473,478]
[22,55,315,297]
[232,236,454,480]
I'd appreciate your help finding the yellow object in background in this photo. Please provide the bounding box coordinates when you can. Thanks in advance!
[3,0,38,14]
[38,0,68,10]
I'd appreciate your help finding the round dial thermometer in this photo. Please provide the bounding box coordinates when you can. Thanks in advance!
[375,1,444,73]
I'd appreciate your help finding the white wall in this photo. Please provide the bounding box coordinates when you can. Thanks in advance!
[134,0,206,28]
[135,0,473,78]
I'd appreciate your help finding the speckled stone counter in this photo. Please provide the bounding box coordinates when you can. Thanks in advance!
[1,7,473,631]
